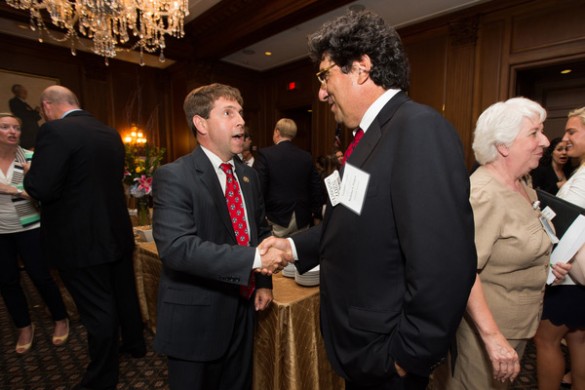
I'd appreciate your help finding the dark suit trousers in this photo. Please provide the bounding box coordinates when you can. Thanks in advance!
[167,297,255,390]
[0,228,67,328]
[345,374,429,390]
[113,255,145,351]
[59,262,122,390]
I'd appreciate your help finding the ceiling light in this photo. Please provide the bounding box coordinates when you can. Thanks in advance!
[264,51,272,56]
[5,0,189,65]
[561,69,572,74]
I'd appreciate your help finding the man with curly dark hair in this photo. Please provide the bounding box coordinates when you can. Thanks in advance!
[260,10,477,389]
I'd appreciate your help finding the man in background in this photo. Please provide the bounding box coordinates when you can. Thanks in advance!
[254,118,323,237]
[152,83,288,389]
[9,84,41,149]
[24,85,145,390]
[240,126,255,167]
[260,11,476,389]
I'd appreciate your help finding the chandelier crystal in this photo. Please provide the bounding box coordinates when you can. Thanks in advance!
[5,0,189,63]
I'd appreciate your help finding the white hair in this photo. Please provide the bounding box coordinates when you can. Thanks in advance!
[473,97,547,165]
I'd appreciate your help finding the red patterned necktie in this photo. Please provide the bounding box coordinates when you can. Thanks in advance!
[342,128,364,165]
[220,163,255,299]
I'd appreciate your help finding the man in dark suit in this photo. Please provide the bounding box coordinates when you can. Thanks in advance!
[152,83,289,389]
[260,11,477,390]
[9,84,41,149]
[24,85,145,390]
[254,118,323,237]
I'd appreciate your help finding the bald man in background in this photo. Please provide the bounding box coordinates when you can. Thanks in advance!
[24,86,145,390]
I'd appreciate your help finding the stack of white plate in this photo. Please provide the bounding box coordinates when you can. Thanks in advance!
[294,265,320,287]
[282,263,296,278]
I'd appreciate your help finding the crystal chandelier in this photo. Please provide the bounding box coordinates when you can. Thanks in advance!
[5,0,189,64]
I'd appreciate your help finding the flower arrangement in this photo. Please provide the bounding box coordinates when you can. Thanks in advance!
[124,143,165,199]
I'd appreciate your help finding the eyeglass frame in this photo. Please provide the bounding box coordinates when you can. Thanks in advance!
[316,63,338,84]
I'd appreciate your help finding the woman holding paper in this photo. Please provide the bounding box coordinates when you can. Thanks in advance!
[0,113,69,354]
[433,97,571,390]
[534,107,585,390]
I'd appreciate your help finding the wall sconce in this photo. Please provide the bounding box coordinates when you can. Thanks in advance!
[124,125,148,145]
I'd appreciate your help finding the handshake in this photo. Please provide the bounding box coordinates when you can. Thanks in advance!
[256,237,294,275]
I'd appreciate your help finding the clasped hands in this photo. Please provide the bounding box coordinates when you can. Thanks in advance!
[256,237,293,275]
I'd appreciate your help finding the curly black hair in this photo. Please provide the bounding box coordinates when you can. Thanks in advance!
[307,10,410,91]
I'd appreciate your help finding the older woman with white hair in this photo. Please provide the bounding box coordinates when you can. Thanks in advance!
[432,97,570,390]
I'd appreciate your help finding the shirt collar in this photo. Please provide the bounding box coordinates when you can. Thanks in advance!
[359,88,401,133]
[61,109,82,119]
[200,145,235,171]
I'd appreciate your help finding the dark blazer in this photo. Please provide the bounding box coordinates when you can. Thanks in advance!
[24,110,134,269]
[152,147,272,361]
[292,92,477,383]
[254,140,322,227]
[530,162,573,195]
[9,97,41,149]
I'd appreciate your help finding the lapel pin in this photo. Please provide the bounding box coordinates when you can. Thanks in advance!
[243,176,250,183]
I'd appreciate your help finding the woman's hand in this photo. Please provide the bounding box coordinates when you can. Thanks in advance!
[551,262,572,285]
[0,183,21,196]
[21,162,31,174]
[483,332,520,383]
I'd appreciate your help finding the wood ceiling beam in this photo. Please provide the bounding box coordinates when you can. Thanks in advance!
[183,0,354,60]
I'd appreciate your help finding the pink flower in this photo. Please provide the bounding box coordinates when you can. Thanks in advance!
[134,175,153,195]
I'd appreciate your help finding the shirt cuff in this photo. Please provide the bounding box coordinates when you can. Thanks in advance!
[287,237,299,261]
[252,248,262,269]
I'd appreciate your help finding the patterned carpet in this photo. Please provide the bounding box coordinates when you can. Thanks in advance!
[0,269,561,389]
[0,270,169,390]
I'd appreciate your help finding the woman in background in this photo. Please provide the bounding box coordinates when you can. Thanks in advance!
[0,113,69,354]
[531,136,573,194]
[432,97,570,389]
[534,107,585,390]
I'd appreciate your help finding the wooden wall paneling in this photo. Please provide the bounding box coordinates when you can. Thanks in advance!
[107,64,165,147]
[166,59,264,161]
[80,61,111,126]
[166,62,198,161]
[266,59,315,154]
[473,19,507,119]
[0,34,83,107]
[311,98,341,158]
[403,30,449,112]
[444,17,479,167]
[509,0,585,62]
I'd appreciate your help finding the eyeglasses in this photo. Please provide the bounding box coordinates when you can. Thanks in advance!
[316,63,337,84]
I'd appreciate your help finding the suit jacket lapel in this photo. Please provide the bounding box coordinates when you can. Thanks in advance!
[323,91,410,229]
[348,91,410,170]
[192,148,236,243]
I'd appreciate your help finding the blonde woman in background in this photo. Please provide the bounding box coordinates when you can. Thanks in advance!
[0,113,68,354]
[534,107,585,390]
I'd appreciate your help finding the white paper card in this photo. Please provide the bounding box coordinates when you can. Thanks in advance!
[548,214,585,285]
[324,170,341,207]
[339,163,370,215]
[539,215,559,244]
[541,206,556,221]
